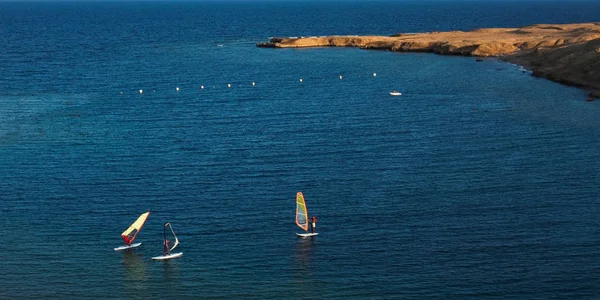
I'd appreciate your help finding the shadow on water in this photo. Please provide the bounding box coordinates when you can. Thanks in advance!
[156,256,184,295]
[160,258,182,279]
[292,237,319,297]
[121,251,149,296]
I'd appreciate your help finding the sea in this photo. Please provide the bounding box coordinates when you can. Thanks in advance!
[1,0,600,299]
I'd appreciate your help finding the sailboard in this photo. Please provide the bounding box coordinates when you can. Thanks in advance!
[296,192,319,237]
[114,211,150,251]
[152,222,183,260]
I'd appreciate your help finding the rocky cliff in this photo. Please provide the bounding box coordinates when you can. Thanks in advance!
[257,23,600,98]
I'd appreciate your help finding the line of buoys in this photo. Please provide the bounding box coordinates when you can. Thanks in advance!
[123,72,380,95]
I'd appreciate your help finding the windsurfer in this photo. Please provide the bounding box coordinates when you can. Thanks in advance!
[163,239,170,256]
[311,216,318,233]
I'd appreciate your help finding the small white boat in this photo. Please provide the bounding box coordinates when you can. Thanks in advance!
[114,212,150,251]
[152,222,183,260]
[389,91,402,96]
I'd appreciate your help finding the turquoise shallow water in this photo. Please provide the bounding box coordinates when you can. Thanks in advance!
[1,1,600,299]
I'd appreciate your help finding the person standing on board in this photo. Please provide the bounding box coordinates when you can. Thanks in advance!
[311,216,318,233]
[163,239,171,256]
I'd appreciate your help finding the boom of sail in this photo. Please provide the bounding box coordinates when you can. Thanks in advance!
[296,192,309,232]
[165,222,179,252]
[121,212,150,245]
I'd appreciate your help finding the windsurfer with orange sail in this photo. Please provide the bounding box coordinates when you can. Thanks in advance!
[296,192,319,237]
[114,211,150,251]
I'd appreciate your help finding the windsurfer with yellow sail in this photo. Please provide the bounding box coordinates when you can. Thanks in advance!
[296,192,319,237]
[310,216,318,233]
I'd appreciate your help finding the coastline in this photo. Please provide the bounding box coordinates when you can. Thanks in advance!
[257,23,600,99]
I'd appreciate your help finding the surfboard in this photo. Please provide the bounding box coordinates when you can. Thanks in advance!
[389,91,402,96]
[115,212,150,251]
[152,252,183,260]
[114,242,142,251]
[296,232,319,237]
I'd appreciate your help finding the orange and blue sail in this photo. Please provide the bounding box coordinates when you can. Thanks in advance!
[121,212,150,245]
[296,192,309,232]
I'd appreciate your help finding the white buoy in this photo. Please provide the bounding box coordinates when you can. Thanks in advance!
[339,75,343,79]
[120,91,123,95]
[252,82,255,86]
[176,87,180,92]
[373,73,377,77]
[139,89,143,94]
[299,78,303,83]
[200,85,204,89]
[227,83,231,88]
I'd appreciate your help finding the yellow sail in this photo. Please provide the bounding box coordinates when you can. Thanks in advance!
[296,192,309,231]
[121,212,150,245]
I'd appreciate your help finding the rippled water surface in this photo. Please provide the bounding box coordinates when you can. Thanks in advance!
[1,1,600,299]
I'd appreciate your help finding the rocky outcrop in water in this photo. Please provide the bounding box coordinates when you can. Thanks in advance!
[257,23,600,98]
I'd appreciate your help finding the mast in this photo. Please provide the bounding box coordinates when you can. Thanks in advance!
[163,222,169,255]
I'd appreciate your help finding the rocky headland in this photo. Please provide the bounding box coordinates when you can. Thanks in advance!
[257,23,600,99]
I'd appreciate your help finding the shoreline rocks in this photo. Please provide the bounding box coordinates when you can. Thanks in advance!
[257,23,600,99]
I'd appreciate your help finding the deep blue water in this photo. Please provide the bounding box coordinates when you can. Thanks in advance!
[1,1,600,299]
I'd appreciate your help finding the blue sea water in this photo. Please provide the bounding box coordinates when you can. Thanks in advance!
[1,0,600,299]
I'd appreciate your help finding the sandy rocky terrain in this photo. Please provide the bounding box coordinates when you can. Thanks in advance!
[258,23,600,100]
